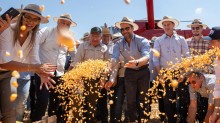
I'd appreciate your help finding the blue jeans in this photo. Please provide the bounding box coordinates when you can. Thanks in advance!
[16,79,30,121]
[124,65,150,122]
[0,71,17,123]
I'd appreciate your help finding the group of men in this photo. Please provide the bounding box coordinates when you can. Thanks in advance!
[1,4,220,123]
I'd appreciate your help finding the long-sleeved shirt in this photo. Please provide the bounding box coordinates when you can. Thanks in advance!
[111,34,150,69]
[153,33,190,69]
[71,41,109,66]
[0,24,39,79]
[186,36,209,55]
[213,59,220,98]
[36,27,69,77]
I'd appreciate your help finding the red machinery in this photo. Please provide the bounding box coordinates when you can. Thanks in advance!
[134,0,210,39]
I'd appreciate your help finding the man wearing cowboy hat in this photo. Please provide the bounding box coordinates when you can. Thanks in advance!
[153,16,190,123]
[111,17,151,122]
[80,32,90,42]
[30,13,77,122]
[186,19,210,55]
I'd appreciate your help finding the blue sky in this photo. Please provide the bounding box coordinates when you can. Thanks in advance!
[1,0,219,40]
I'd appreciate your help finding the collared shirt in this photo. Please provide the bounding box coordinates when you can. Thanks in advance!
[0,24,39,79]
[153,33,190,69]
[111,34,150,69]
[189,74,216,104]
[213,60,220,98]
[186,36,209,55]
[36,27,68,76]
[71,41,109,66]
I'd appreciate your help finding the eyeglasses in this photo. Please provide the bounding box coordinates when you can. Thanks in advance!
[191,27,200,30]
[23,14,40,23]
[120,27,130,32]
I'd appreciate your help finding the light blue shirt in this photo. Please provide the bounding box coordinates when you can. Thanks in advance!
[153,33,190,69]
[112,34,150,67]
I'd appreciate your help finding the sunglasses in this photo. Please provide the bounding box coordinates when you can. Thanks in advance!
[191,27,200,30]
[189,80,197,85]
[23,14,40,23]
[120,27,131,32]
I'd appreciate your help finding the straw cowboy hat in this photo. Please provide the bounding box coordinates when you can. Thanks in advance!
[80,32,90,40]
[115,17,139,31]
[187,19,208,29]
[157,16,179,28]
[18,4,48,23]
[112,32,122,40]
[102,27,111,35]
[54,13,77,27]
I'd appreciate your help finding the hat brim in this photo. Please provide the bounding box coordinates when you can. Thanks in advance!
[54,17,77,27]
[187,24,208,29]
[80,36,89,40]
[115,21,139,31]
[157,18,179,28]
[18,9,49,23]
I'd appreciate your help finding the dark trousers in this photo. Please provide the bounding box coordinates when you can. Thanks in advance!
[163,78,190,123]
[83,78,100,123]
[112,77,128,123]
[96,88,108,123]
[196,93,208,123]
[48,77,66,123]
[30,74,49,122]
[124,65,150,122]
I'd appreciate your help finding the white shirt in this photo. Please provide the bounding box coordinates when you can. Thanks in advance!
[0,24,39,79]
[213,59,220,98]
[36,27,68,76]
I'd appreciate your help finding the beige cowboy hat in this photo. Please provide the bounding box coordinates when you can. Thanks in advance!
[187,19,208,29]
[18,4,48,23]
[157,16,179,28]
[80,32,90,40]
[115,17,139,31]
[54,13,77,27]
[102,27,111,35]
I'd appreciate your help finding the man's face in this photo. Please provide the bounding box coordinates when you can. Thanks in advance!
[162,21,175,35]
[102,34,111,45]
[191,25,203,36]
[209,40,220,49]
[90,32,102,46]
[57,19,71,30]
[188,74,203,90]
[120,23,133,39]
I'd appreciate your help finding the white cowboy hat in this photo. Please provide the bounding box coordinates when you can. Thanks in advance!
[54,13,77,27]
[18,4,48,23]
[187,19,208,29]
[115,17,139,31]
[157,16,179,28]
[112,32,122,40]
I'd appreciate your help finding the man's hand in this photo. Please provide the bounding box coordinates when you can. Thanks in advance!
[39,75,56,90]
[124,56,137,68]
[105,81,114,91]
[0,14,11,33]
[209,110,220,123]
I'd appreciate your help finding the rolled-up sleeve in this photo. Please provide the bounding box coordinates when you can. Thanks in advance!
[152,39,160,67]
[141,39,150,58]
[111,42,120,62]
